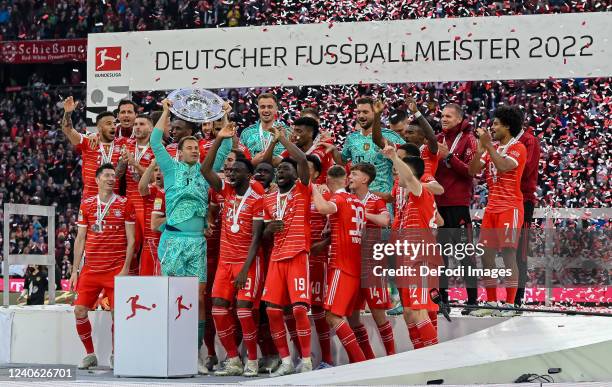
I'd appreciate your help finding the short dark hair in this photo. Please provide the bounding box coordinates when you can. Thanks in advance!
[293,116,319,139]
[173,119,198,134]
[255,161,275,175]
[95,163,115,178]
[136,114,153,124]
[444,103,464,118]
[279,157,298,171]
[178,135,199,150]
[257,93,278,104]
[355,96,374,107]
[398,143,421,157]
[494,105,524,137]
[306,154,322,175]
[149,111,163,125]
[401,156,425,179]
[118,99,139,112]
[95,111,115,124]
[230,149,246,159]
[327,165,346,179]
[300,107,319,119]
[234,157,254,174]
[389,110,407,125]
[351,162,376,185]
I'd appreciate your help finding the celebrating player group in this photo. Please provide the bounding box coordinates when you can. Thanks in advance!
[61,88,538,376]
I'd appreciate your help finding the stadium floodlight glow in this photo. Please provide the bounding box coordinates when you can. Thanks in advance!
[2,204,56,306]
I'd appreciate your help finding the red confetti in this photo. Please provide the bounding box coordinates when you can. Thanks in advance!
[126,53,129,59]
[582,21,586,26]
[155,77,160,82]
[288,77,294,80]
[454,36,461,41]
[510,28,516,32]
[348,37,352,42]
[467,33,473,37]
[262,28,268,32]
[420,26,427,31]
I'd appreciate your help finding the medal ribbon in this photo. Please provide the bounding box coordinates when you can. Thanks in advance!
[96,194,117,228]
[232,187,252,230]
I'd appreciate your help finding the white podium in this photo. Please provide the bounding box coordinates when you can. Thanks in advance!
[114,276,198,377]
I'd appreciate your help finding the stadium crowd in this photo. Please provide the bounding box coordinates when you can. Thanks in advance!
[0,0,611,41]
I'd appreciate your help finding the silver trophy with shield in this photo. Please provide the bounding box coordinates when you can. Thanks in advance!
[167,88,225,123]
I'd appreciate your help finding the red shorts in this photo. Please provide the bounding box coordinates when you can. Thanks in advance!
[309,260,327,307]
[139,237,161,276]
[480,207,524,249]
[324,268,360,317]
[75,266,122,310]
[355,284,391,311]
[399,286,438,311]
[211,258,264,307]
[262,252,310,306]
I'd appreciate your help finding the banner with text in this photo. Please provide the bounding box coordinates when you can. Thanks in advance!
[86,12,611,124]
[1,39,87,64]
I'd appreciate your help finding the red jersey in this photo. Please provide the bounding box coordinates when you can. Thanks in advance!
[166,143,179,160]
[207,188,224,262]
[392,173,435,229]
[116,124,133,139]
[78,195,136,272]
[77,136,127,198]
[481,141,527,213]
[263,181,312,261]
[358,192,388,229]
[218,181,265,264]
[143,185,164,240]
[310,189,331,263]
[125,139,155,213]
[281,142,333,185]
[400,184,438,230]
[328,190,366,277]
[420,145,439,177]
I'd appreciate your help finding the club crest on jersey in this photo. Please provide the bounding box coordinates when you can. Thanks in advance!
[114,209,122,217]
[363,143,370,151]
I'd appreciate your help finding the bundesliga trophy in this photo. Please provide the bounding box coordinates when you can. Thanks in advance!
[167,88,226,123]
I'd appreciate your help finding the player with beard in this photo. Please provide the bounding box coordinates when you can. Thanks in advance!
[117,114,155,274]
[61,97,127,199]
[138,159,165,276]
[152,99,211,374]
[347,163,396,358]
[116,99,138,139]
[240,93,291,163]
[468,105,527,317]
[202,124,266,377]
[311,165,367,364]
[260,126,312,376]
[336,97,405,194]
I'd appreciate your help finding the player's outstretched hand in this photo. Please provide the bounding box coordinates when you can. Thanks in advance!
[218,122,236,139]
[476,127,492,149]
[373,99,385,116]
[63,96,78,113]
[405,96,418,114]
[161,98,173,112]
[381,143,397,159]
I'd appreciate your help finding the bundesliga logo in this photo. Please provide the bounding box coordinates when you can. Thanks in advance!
[95,46,122,71]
